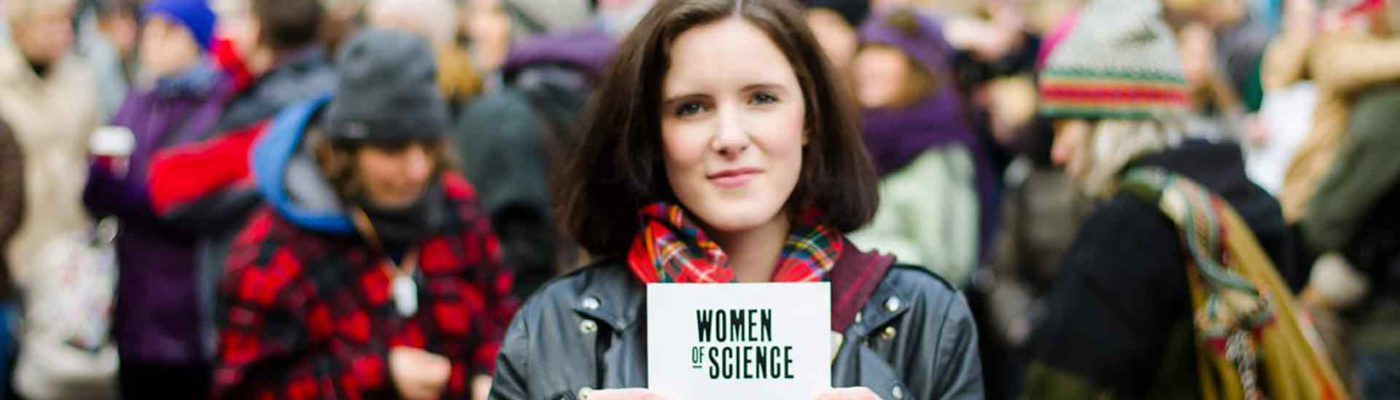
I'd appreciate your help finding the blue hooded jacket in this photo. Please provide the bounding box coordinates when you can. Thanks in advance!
[250,95,356,236]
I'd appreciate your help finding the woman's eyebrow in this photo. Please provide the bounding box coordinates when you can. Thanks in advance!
[740,83,790,93]
[662,93,709,106]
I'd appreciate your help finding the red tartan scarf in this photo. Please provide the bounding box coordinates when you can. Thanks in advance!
[626,202,844,284]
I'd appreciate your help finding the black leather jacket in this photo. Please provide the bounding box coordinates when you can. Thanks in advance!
[488,257,984,400]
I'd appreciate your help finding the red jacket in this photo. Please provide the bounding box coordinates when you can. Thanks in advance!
[215,174,516,399]
[146,121,265,218]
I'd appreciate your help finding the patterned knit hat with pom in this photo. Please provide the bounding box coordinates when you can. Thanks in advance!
[1038,0,1188,120]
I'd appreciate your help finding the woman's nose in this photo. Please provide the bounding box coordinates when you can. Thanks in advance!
[711,106,752,158]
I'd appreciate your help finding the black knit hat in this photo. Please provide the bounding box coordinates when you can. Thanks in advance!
[325,29,448,144]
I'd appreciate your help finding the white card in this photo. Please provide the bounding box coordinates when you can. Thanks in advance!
[646,283,831,399]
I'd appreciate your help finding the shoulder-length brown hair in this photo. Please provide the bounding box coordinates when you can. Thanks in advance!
[556,0,879,257]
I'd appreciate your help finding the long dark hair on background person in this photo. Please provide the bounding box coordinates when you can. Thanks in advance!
[555,0,880,257]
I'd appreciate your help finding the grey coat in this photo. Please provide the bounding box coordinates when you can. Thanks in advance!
[489,258,984,400]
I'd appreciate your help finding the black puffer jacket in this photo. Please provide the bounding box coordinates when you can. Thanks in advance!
[488,248,984,400]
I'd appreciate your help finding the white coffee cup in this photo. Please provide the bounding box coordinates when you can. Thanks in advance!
[90,126,136,157]
[91,126,136,178]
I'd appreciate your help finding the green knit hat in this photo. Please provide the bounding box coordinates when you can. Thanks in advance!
[1038,0,1189,120]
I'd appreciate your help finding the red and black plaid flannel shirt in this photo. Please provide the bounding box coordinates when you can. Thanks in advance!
[215,174,516,399]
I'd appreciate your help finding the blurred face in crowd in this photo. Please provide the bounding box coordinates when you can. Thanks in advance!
[12,6,77,67]
[1050,118,1094,185]
[139,15,204,78]
[463,0,512,71]
[1178,22,1216,92]
[99,7,141,61]
[805,9,858,74]
[851,45,920,108]
[660,18,807,234]
[354,141,439,209]
[213,0,259,59]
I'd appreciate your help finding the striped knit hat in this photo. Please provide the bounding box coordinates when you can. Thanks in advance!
[1038,0,1188,120]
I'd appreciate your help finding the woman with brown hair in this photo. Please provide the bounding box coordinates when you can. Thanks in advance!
[487,0,983,399]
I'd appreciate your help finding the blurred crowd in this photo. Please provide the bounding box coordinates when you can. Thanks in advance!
[0,0,1397,398]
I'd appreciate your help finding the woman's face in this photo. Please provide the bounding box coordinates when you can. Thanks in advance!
[464,0,512,70]
[355,142,437,209]
[660,18,807,234]
[213,0,258,59]
[851,45,914,108]
[1178,22,1216,93]
[139,15,203,78]
[13,7,76,67]
[1051,118,1094,186]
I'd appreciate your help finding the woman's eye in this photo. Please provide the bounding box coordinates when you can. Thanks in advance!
[750,93,778,105]
[675,102,707,117]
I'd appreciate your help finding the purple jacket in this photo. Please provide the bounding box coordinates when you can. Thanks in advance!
[83,62,232,366]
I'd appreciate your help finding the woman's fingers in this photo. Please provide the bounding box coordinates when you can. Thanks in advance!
[815,387,881,400]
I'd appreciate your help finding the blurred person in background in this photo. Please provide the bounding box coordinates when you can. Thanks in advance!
[1267,0,1400,224]
[978,119,1094,400]
[502,0,592,40]
[204,0,334,133]
[1299,70,1400,399]
[215,30,514,400]
[462,0,515,86]
[941,0,1039,178]
[452,0,647,297]
[973,9,1089,399]
[1166,0,1271,114]
[1260,2,1400,389]
[1,0,103,397]
[491,0,638,142]
[87,0,143,119]
[319,0,365,56]
[0,120,22,399]
[94,0,141,83]
[368,0,485,106]
[143,0,335,365]
[0,0,101,292]
[804,0,869,76]
[1022,0,1343,397]
[80,0,230,397]
[939,1,1047,265]
[846,8,994,289]
[1177,21,1248,140]
[1288,2,1400,397]
[1244,0,1319,197]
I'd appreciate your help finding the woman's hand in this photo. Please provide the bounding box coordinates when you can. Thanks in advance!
[815,387,881,400]
[471,374,493,400]
[583,387,877,400]
[581,389,675,400]
[389,347,452,400]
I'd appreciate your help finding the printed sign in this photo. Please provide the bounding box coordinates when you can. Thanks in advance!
[647,283,831,399]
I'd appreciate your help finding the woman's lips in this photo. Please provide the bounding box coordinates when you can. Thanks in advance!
[707,168,761,189]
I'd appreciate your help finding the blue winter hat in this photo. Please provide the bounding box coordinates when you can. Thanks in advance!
[143,0,217,52]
